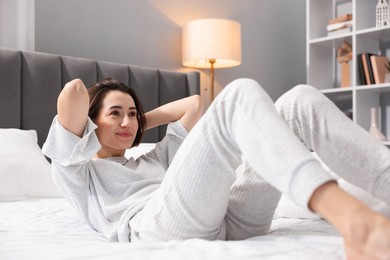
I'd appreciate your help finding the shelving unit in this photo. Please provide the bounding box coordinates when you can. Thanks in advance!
[307,0,390,145]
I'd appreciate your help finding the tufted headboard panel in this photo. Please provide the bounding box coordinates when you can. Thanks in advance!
[0,48,200,147]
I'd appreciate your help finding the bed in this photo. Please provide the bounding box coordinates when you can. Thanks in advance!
[1,47,388,259]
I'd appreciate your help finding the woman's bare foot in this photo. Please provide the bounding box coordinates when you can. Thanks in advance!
[343,207,390,259]
[309,182,390,259]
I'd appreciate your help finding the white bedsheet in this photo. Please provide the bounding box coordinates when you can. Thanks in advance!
[0,199,344,260]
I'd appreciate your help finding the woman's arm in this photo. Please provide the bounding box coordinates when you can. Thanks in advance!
[57,79,90,137]
[145,95,204,132]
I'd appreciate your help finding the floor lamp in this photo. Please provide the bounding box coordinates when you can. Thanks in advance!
[182,18,242,101]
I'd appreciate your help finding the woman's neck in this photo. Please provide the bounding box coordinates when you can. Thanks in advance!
[95,148,125,159]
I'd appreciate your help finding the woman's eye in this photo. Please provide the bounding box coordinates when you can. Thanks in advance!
[129,111,137,117]
[110,111,120,116]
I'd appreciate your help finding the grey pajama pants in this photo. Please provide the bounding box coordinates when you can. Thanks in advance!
[129,79,390,242]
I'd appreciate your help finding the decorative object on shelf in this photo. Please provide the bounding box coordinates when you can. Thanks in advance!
[369,107,387,141]
[376,0,390,27]
[182,18,242,101]
[327,14,353,36]
[337,41,352,88]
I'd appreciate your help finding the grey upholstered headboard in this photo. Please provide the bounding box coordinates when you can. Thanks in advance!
[0,48,200,147]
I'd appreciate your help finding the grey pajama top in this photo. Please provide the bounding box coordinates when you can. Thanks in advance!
[42,116,188,242]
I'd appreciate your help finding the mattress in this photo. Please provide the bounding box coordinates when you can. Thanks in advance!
[0,198,344,260]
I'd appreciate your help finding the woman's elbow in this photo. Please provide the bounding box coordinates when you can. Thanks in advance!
[57,79,89,136]
[61,79,87,96]
[180,95,204,132]
[190,95,204,120]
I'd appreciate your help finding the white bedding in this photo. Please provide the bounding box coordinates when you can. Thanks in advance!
[0,132,347,259]
[0,198,344,260]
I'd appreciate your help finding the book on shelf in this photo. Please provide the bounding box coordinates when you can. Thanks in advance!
[370,55,389,84]
[328,14,352,25]
[357,54,366,85]
[326,21,353,32]
[326,14,353,37]
[327,27,352,36]
[361,53,375,85]
[358,53,390,85]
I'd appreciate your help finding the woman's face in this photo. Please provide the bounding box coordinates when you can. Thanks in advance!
[94,90,139,158]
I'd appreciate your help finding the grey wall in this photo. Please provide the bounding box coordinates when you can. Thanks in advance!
[35,0,306,105]
[0,0,35,51]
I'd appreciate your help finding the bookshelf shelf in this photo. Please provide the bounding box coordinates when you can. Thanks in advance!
[309,33,353,43]
[307,0,390,146]
[355,84,390,92]
[355,26,390,41]
[309,34,353,47]
[321,87,352,94]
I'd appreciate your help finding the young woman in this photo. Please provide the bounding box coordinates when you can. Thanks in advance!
[43,77,390,259]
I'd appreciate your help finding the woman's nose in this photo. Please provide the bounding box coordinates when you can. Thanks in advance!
[121,115,132,128]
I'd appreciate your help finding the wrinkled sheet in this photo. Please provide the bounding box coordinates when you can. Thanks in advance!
[0,199,344,260]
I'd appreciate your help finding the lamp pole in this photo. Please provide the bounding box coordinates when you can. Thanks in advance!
[209,58,216,101]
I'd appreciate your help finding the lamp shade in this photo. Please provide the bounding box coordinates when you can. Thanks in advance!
[182,18,242,69]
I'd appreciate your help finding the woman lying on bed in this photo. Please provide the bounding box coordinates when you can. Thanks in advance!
[43,77,390,259]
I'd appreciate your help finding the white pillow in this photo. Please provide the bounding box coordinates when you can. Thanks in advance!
[125,143,156,159]
[274,195,320,219]
[0,128,62,201]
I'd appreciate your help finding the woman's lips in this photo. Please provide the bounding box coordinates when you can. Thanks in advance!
[116,132,132,138]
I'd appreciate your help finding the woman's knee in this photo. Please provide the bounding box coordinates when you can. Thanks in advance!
[283,84,320,100]
[225,78,261,89]
[275,84,322,111]
[218,78,272,105]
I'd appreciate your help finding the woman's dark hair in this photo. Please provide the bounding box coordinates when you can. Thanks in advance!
[88,78,146,147]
